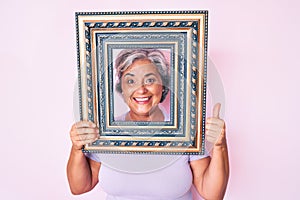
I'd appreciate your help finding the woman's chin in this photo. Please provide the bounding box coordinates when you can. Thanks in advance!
[128,106,163,121]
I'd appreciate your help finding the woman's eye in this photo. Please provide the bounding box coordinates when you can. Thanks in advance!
[127,79,135,84]
[145,78,155,84]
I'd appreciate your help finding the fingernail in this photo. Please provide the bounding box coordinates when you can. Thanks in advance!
[92,123,96,128]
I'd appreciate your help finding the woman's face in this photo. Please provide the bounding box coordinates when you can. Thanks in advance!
[121,59,163,118]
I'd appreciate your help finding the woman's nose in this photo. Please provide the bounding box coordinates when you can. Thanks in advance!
[135,84,148,94]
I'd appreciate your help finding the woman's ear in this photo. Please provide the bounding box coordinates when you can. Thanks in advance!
[160,86,169,103]
[116,81,122,94]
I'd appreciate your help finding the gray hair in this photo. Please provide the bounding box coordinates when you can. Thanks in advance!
[115,49,170,102]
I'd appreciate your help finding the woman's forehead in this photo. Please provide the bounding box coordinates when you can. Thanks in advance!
[123,59,159,76]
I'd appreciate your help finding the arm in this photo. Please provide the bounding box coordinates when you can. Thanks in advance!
[190,103,229,200]
[66,121,101,195]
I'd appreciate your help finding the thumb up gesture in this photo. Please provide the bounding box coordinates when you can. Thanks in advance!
[206,103,226,147]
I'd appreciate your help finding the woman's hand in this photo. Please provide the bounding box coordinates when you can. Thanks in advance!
[67,121,101,195]
[206,103,226,148]
[70,121,99,150]
[190,103,229,199]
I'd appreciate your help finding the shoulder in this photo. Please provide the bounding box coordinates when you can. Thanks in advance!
[159,104,170,121]
[115,112,127,121]
[189,149,210,162]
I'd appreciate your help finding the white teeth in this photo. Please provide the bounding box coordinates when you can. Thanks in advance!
[135,97,150,101]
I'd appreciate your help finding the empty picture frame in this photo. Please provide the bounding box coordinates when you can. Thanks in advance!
[76,10,208,154]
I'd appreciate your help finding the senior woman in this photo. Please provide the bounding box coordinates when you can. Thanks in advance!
[114,49,170,122]
[67,49,229,199]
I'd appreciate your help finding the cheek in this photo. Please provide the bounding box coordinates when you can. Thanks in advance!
[149,84,163,97]
[121,85,135,99]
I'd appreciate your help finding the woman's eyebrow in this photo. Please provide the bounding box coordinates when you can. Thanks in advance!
[144,73,156,77]
[123,73,135,77]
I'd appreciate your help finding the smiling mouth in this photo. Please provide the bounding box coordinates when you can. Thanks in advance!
[133,96,152,104]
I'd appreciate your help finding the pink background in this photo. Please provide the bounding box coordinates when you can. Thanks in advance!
[1,0,299,199]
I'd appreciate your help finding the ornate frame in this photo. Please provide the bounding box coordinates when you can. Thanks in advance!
[76,10,208,154]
